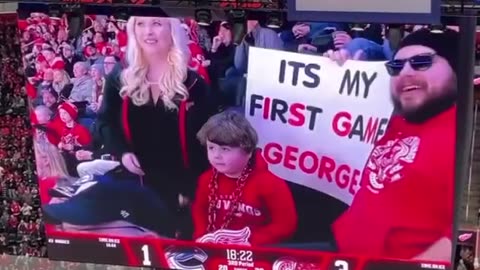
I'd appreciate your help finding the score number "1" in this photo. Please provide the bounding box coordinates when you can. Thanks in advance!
[141,245,152,266]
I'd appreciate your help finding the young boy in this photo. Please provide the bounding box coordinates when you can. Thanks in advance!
[192,110,297,246]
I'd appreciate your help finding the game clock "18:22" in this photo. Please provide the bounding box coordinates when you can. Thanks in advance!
[226,249,254,262]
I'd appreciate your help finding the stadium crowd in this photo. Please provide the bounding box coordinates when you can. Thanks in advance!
[0,16,47,259]
[0,14,134,267]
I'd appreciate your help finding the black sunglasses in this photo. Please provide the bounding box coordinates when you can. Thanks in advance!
[385,53,436,76]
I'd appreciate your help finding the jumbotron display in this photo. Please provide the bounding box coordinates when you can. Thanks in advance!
[18,4,460,269]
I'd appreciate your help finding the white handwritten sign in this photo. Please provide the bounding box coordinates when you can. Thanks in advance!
[245,47,394,205]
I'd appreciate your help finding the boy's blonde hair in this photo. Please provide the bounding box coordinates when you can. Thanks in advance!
[197,110,258,153]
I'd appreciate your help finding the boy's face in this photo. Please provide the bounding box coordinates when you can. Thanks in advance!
[207,141,251,177]
[59,109,72,123]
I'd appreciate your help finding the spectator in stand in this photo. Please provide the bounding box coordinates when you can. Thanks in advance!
[21,202,32,217]
[90,63,104,105]
[208,21,235,80]
[40,87,59,112]
[52,69,72,98]
[41,47,65,70]
[103,55,120,75]
[233,20,283,75]
[60,43,82,78]
[183,18,211,84]
[69,61,94,105]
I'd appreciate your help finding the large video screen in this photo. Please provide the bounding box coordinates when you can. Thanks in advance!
[18,5,461,269]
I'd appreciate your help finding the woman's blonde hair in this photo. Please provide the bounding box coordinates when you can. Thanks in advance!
[52,69,71,92]
[33,140,69,179]
[120,17,191,110]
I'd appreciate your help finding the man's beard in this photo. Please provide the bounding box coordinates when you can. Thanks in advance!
[392,89,457,123]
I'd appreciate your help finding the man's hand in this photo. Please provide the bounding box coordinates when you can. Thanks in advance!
[333,31,353,49]
[178,194,190,207]
[298,44,317,53]
[292,24,310,39]
[323,49,364,66]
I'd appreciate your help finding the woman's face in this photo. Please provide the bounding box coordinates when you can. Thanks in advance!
[90,67,101,79]
[53,70,64,83]
[93,21,104,33]
[36,153,50,177]
[218,25,232,44]
[93,32,104,44]
[134,17,173,57]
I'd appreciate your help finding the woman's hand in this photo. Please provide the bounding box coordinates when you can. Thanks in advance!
[89,102,99,113]
[75,150,93,161]
[121,152,145,176]
[211,36,222,52]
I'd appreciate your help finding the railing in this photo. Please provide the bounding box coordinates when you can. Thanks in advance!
[466,101,478,222]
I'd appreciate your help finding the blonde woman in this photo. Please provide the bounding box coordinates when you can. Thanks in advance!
[52,69,72,97]
[98,16,217,238]
[32,105,53,143]
[34,140,69,180]
[33,140,72,205]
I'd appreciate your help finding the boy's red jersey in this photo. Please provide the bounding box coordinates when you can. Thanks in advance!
[192,151,298,245]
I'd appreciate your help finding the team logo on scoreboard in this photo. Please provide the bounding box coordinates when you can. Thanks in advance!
[164,246,208,270]
[273,257,298,270]
[273,257,320,270]
[459,233,473,242]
